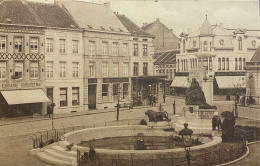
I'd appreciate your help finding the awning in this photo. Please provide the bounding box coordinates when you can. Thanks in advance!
[170,77,188,88]
[215,76,246,89]
[1,89,50,105]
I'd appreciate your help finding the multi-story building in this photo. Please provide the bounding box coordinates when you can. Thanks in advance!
[0,0,49,117]
[27,1,84,114]
[172,16,260,95]
[142,18,180,53]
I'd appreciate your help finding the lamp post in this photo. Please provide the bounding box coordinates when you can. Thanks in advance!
[179,123,193,166]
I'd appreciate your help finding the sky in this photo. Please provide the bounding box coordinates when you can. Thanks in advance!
[29,0,260,36]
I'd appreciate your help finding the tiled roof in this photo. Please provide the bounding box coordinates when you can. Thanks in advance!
[62,1,128,32]
[250,46,260,62]
[154,50,179,65]
[0,0,43,26]
[27,2,79,29]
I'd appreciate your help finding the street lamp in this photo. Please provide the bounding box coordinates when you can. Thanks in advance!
[179,123,193,166]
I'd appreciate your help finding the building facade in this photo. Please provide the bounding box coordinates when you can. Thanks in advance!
[142,18,180,53]
[172,16,260,95]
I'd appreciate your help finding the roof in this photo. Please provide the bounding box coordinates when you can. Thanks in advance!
[116,14,153,37]
[141,21,155,31]
[154,50,178,65]
[0,0,43,26]
[200,16,213,36]
[27,2,79,29]
[62,1,128,32]
[250,46,260,62]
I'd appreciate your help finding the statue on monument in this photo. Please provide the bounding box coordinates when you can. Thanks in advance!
[185,78,207,106]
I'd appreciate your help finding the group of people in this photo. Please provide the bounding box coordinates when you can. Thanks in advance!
[148,94,157,106]
[226,93,256,106]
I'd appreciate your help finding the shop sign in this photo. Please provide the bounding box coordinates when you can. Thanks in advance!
[103,78,129,83]
[88,78,97,83]
[1,82,41,90]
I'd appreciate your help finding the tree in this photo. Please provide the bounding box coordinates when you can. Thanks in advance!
[221,111,236,142]
[185,78,206,105]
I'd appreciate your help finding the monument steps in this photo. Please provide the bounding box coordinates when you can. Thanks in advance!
[44,148,76,162]
[51,145,77,158]
[36,151,72,166]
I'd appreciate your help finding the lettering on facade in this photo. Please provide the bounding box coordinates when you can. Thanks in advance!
[1,82,41,90]
[103,78,129,83]
[88,78,97,84]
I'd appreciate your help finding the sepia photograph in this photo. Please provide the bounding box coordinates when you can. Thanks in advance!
[0,0,259,165]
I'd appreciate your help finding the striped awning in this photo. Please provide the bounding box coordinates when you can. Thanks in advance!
[1,89,50,105]
[170,77,188,88]
[215,76,246,89]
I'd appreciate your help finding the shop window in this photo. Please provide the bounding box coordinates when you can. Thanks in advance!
[59,61,66,77]
[222,58,225,70]
[89,62,95,77]
[218,58,221,70]
[123,83,129,99]
[89,41,95,55]
[30,61,39,79]
[239,58,242,70]
[133,44,138,56]
[226,58,229,70]
[59,39,65,53]
[133,62,139,76]
[113,62,119,77]
[60,88,67,107]
[0,36,6,52]
[112,42,119,55]
[14,61,23,79]
[72,62,79,78]
[14,37,23,53]
[30,37,38,53]
[46,61,53,78]
[102,62,108,77]
[143,62,148,76]
[143,44,148,56]
[123,43,128,55]
[101,42,108,55]
[102,84,109,101]
[72,40,79,53]
[46,38,53,53]
[123,62,129,77]
[0,61,6,80]
[72,87,79,106]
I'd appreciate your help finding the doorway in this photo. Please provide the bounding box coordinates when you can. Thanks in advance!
[88,85,96,109]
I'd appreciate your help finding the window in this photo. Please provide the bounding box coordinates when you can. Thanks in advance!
[166,69,169,78]
[177,59,179,71]
[170,69,173,79]
[235,58,238,70]
[0,36,6,52]
[133,44,138,56]
[143,62,148,76]
[102,42,108,55]
[14,61,23,79]
[210,41,212,51]
[195,58,197,67]
[30,61,39,79]
[59,62,66,77]
[30,38,38,53]
[204,41,208,51]
[89,41,95,55]
[112,62,119,77]
[183,40,185,53]
[209,57,212,70]
[123,62,129,77]
[101,62,108,77]
[133,62,139,76]
[14,37,23,53]
[46,38,53,52]
[59,39,65,53]
[123,83,128,99]
[46,61,53,78]
[112,42,119,55]
[218,58,221,70]
[60,88,67,107]
[239,58,242,70]
[226,58,229,70]
[72,40,79,53]
[222,58,225,70]
[72,62,79,78]
[143,44,148,56]
[238,37,242,50]
[72,87,79,106]
[243,58,246,70]
[102,84,109,101]
[89,62,95,77]
[0,61,6,79]
[122,43,128,55]
[47,88,53,103]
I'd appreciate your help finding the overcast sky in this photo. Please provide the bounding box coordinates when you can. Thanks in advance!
[30,0,260,36]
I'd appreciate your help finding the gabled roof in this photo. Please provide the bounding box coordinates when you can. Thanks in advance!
[62,1,128,32]
[154,50,179,65]
[116,14,153,37]
[0,0,43,26]
[250,46,260,62]
[27,2,79,29]
[200,16,213,36]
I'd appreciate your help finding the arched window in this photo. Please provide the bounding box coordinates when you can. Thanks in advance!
[209,41,212,51]
[204,41,208,51]
[239,58,242,70]
[183,40,186,53]
[218,58,221,70]
[238,37,242,50]
[226,58,229,70]
[222,58,225,70]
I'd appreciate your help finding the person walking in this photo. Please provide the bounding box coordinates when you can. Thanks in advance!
[129,100,134,112]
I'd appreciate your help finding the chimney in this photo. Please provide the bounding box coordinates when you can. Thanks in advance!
[104,2,111,8]
[156,18,160,22]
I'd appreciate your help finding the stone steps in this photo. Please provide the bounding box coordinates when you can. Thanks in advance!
[44,148,76,162]
[51,145,77,158]
[36,151,72,166]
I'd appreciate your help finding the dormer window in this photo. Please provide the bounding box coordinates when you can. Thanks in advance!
[118,28,123,32]
[87,25,93,29]
[109,27,114,31]
[238,37,242,50]
[219,39,224,45]
[100,26,105,30]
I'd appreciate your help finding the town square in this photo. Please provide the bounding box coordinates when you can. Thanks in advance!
[0,0,260,165]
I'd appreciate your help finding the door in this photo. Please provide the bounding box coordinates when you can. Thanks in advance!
[88,85,96,109]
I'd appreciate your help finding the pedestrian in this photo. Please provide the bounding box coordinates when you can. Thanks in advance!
[47,103,52,118]
[163,94,166,103]
[129,100,134,112]
[242,94,246,106]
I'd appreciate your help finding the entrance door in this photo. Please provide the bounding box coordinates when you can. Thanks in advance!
[88,85,96,109]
